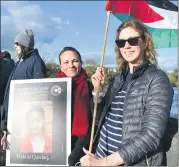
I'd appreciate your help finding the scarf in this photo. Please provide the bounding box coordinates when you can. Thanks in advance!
[56,68,89,136]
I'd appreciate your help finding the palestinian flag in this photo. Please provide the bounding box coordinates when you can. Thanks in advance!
[106,0,178,48]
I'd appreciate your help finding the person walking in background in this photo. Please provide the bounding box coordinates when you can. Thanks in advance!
[80,20,174,166]
[56,46,93,166]
[1,29,46,150]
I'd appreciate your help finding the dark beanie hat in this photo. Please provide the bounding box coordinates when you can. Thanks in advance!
[14,29,34,49]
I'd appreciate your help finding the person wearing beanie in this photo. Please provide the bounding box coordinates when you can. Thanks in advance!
[15,29,34,49]
[14,29,35,59]
[0,29,46,148]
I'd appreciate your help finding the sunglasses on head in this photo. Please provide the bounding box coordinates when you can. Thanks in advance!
[115,36,143,48]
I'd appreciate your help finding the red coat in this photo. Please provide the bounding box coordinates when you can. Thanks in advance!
[20,136,52,153]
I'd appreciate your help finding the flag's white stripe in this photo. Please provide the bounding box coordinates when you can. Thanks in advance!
[144,5,178,29]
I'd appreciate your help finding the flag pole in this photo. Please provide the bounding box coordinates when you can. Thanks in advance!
[89,10,111,153]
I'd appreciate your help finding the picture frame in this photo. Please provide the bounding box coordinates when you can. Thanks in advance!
[6,78,72,166]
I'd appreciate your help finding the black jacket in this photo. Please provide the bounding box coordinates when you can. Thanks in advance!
[68,80,93,166]
[2,49,46,120]
[92,61,174,166]
[0,51,15,105]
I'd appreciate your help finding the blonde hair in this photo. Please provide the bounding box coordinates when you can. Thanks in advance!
[115,20,158,71]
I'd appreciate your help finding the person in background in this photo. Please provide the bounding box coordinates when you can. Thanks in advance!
[80,20,174,166]
[56,46,93,166]
[0,51,15,129]
[1,29,46,150]
[0,51,15,106]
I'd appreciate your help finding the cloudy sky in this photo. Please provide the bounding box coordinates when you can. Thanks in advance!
[1,1,178,72]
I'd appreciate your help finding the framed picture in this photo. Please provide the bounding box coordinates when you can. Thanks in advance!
[6,78,72,166]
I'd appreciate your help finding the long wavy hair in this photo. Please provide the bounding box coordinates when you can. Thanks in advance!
[115,20,158,71]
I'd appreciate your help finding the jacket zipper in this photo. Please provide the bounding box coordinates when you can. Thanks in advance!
[121,76,150,166]
[121,76,135,144]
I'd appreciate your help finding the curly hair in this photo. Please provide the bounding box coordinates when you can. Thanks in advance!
[115,20,158,71]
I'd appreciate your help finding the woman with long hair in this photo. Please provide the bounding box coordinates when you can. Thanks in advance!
[80,20,174,166]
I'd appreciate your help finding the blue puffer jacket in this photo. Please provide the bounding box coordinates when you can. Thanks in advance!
[2,49,46,120]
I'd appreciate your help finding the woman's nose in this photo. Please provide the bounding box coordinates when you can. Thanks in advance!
[68,62,74,67]
[124,41,131,48]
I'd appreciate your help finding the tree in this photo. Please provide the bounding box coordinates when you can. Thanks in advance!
[84,59,98,66]
[168,68,178,87]
[84,66,116,87]
[46,61,59,78]
[84,66,97,81]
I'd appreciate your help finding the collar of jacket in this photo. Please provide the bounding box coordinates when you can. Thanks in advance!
[22,49,39,60]
[121,59,150,80]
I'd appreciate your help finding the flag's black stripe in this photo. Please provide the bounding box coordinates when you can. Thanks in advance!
[146,0,178,12]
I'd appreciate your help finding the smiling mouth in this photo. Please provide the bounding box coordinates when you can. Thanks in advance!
[125,51,134,55]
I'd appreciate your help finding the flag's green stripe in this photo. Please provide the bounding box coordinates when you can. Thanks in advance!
[113,13,178,48]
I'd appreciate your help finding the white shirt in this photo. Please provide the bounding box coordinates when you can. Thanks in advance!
[31,138,45,153]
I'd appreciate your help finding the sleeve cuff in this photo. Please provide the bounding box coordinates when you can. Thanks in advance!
[118,147,132,166]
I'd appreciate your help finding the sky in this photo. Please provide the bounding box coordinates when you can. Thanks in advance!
[1,1,178,72]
